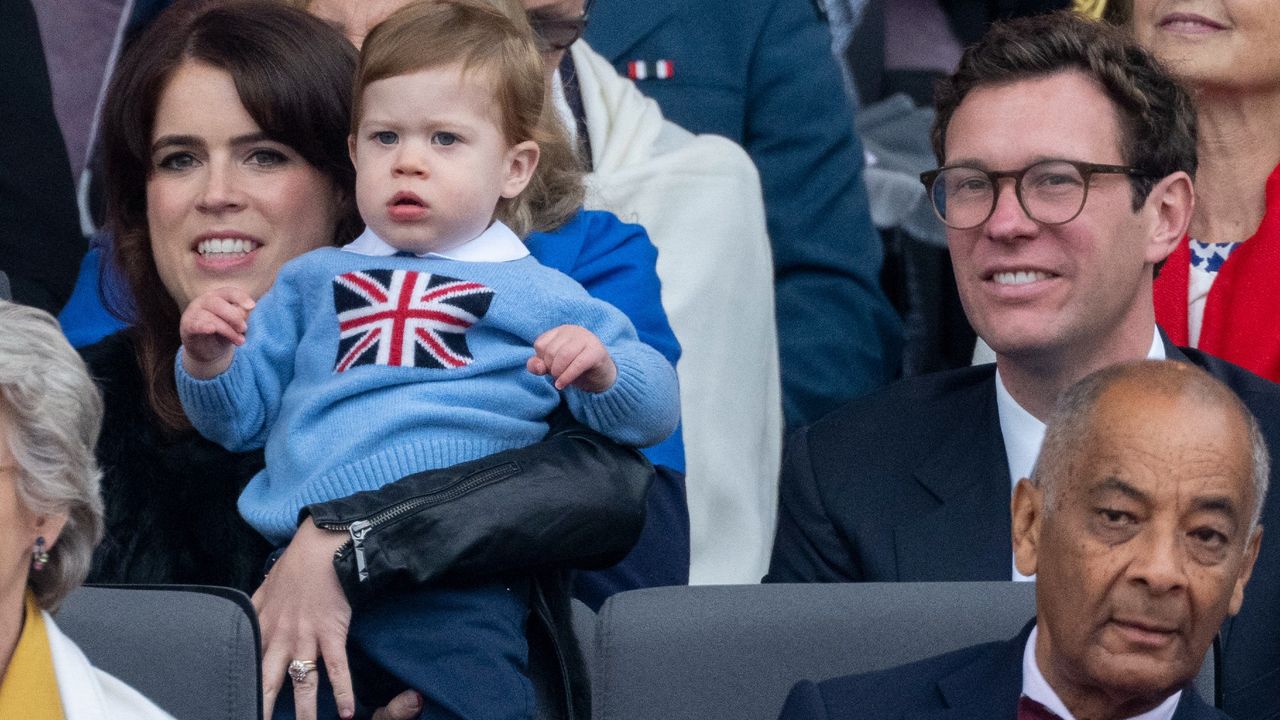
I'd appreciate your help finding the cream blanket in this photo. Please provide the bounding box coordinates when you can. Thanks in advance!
[571,43,783,584]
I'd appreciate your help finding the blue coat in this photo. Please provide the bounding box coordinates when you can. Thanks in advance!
[585,0,903,427]
[766,336,1280,720]
[779,621,1227,720]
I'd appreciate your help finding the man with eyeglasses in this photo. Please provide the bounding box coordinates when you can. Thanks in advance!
[766,12,1280,720]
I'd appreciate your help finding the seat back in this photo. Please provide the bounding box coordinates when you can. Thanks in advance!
[589,582,1215,720]
[56,584,261,720]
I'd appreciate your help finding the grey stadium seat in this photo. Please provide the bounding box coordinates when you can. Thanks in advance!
[586,582,1216,720]
[56,585,261,720]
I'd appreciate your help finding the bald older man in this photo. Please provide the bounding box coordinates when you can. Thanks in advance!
[780,360,1265,720]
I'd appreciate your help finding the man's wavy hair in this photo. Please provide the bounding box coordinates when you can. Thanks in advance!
[932,11,1197,210]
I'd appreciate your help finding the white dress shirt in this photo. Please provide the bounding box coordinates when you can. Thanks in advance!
[342,221,529,263]
[1023,625,1181,720]
[998,327,1166,581]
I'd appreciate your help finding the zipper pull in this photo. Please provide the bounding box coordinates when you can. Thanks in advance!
[349,520,373,582]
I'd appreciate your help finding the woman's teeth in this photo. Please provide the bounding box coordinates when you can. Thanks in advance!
[994,270,1051,285]
[197,238,257,257]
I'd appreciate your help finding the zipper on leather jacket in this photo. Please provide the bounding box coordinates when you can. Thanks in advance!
[347,520,372,582]
[318,461,521,582]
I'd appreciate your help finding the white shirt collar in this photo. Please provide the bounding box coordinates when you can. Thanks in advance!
[1146,326,1168,362]
[342,221,529,262]
[996,370,1045,583]
[998,326,1166,581]
[1022,625,1182,720]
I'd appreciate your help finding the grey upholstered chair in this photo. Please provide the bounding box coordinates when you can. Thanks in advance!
[57,585,261,720]
[585,582,1217,720]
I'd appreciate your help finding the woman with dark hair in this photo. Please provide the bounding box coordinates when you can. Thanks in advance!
[84,2,654,717]
[87,0,362,592]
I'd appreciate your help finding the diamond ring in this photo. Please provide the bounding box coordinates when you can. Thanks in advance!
[288,659,318,684]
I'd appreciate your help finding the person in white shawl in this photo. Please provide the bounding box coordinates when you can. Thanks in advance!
[0,300,173,719]
[562,41,782,585]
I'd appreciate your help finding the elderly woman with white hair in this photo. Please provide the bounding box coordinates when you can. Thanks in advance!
[0,300,172,718]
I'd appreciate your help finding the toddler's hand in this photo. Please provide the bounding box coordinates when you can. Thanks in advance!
[180,286,256,379]
[528,325,618,392]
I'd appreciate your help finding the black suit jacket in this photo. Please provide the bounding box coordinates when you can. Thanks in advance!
[767,337,1280,720]
[777,622,1228,720]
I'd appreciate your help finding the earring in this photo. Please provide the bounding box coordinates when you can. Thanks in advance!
[31,537,48,572]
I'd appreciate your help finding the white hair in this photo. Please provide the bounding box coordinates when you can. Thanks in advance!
[0,301,104,610]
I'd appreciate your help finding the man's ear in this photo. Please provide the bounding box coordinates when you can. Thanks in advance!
[1143,171,1194,266]
[1229,526,1263,616]
[1011,478,1043,578]
[501,140,540,199]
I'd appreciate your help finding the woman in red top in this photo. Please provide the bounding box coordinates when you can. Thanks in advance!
[1129,1,1280,380]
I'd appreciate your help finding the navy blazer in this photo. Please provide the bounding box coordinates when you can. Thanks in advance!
[584,0,903,428]
[766,337,1280,720]
[778,621,1228,720]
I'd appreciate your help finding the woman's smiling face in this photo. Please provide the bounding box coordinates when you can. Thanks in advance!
[1132,0,1280,93]
[145,60,341,309]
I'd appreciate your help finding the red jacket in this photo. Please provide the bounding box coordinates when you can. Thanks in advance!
[1154,163,1280,381]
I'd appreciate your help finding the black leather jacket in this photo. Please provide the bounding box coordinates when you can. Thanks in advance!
[303,423,654,720]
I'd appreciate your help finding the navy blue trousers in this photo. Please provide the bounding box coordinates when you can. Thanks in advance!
[273,575,533,720]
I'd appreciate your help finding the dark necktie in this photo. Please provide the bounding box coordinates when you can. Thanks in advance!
[1018,696,1065,720]
[558,51,592,166]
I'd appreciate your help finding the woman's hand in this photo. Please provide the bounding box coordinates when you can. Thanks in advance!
[255,517,357,720]
[255,518,424,720]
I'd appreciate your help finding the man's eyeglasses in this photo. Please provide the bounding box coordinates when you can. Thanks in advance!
[528,0,593,53]
[919,159,1149,230]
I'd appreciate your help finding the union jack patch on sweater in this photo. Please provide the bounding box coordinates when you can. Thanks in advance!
[332,269,493,371]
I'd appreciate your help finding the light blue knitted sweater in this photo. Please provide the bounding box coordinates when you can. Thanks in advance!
[176,246,680,544]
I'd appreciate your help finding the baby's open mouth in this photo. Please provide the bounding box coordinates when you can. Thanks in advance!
[390,192,425,208]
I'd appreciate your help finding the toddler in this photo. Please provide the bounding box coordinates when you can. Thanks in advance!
[175,1,679,718]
